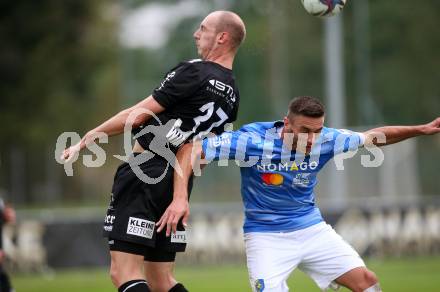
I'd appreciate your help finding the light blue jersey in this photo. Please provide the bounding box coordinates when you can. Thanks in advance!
[202,121,365,233]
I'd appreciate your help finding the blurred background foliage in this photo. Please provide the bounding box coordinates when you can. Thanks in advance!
[0,0,439,206]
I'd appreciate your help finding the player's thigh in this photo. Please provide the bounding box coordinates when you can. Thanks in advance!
[245,232,300,292]
[299,223,365,291]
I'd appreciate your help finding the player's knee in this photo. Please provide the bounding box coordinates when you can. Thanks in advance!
[110,262,137,287]
[363,270,378,287]
[361,270,380,292]
[355,270,379,291]
[110,255,145,288]
[109,264,120,287]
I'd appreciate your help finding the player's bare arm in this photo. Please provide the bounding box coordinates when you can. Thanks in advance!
[61,95,165,162]
[156,141,204,236]
[363,117,440,147]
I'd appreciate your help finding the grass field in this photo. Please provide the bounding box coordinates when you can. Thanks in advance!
[12,257,440,291]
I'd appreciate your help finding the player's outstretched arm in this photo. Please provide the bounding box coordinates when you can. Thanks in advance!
[61,95,165,162]
[156,141,205,236]
[363,117,440,147]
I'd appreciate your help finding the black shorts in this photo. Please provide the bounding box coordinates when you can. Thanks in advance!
[102,155,193,255]
[108,238,176,262]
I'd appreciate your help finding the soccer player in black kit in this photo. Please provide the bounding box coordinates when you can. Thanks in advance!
[62,11,246,292]
[0,198,15,292]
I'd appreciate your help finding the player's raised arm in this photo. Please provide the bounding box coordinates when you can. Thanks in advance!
[363,117,440,147]
[61,95,165,162]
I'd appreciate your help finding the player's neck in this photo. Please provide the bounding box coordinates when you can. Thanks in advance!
[205,51,235,70]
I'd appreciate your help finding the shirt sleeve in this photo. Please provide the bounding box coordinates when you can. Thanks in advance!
[227,95,240,123]
[202,129,260,161]
[332,128,365,155]
[152,62,201,108]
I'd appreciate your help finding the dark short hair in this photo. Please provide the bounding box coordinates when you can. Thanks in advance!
[288,96,325,118]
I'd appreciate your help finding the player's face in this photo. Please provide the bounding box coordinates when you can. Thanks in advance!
[193,15,220,59]
[283,115,324,154]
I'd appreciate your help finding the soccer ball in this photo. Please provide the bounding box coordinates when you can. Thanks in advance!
[301,0,347,17]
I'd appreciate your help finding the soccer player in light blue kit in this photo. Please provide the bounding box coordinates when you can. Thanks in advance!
[157,96,440,292]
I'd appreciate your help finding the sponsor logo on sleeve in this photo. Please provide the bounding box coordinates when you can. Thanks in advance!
[158,71,176,90]
[210,134,232,147]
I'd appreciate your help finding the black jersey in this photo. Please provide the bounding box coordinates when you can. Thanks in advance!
[132,59,240,153]
[104,61,239,247]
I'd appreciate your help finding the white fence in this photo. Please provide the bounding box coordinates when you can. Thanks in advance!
[3,197,440,271]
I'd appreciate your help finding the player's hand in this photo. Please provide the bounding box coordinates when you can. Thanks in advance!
[0,250,4,264]
[60,142,82,163]
[156,197,190,237]
[423,117,440,135]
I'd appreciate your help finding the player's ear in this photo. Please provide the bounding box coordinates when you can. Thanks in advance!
[283,116,290,127]
[217,31,228,44]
